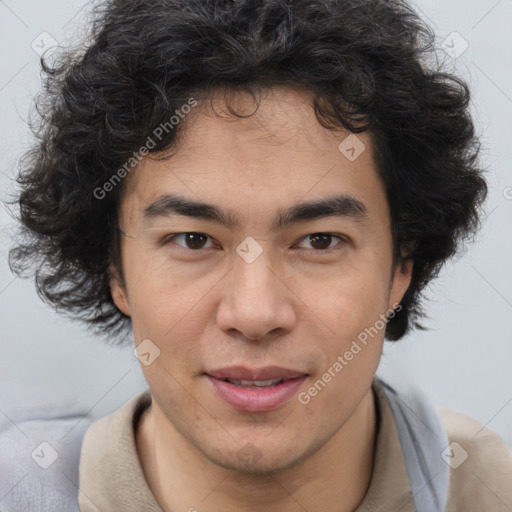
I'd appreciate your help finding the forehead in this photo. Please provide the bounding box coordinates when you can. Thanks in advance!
[159,86,365,165]
[119,86,389,230]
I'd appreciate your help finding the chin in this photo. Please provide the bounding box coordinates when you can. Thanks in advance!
[200,439,311,476]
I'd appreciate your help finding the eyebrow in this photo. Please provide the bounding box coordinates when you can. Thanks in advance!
[143,193,368,230]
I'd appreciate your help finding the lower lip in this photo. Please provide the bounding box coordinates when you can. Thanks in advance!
[206,375,308,412]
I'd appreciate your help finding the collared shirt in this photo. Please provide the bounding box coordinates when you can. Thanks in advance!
[78,379,512,511]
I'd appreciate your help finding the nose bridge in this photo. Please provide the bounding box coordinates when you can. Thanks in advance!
[232,240,279,307]
[215,239,296,339]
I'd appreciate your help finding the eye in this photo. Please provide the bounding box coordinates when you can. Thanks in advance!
[160,232,346,253]
[294,233,346,252]
[161,232,215,250]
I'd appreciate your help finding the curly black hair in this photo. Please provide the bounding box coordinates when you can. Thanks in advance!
[8,0,487,345]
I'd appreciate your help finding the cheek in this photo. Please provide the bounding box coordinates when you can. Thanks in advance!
[302,258,391,334]
[122,245,196,334]
[298,268,389,413]
[294,265,390,386]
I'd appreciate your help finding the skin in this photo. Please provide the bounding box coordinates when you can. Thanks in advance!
[110,86,413,512]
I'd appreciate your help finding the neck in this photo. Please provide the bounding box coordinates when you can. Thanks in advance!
[136,387,378,512]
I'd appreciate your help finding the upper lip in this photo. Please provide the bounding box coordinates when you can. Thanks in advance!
[206,366,308,381]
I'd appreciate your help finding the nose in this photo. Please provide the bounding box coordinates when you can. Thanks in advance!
[215,248,297,342]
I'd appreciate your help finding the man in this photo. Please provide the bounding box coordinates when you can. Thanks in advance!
[4,0,512,510]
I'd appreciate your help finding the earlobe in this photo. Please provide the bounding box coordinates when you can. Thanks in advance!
[108,264,131,316]
[388,256,413,310]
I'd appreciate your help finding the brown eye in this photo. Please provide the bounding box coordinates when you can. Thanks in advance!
[295,233,344,251]
[309,234,333,250]
[164,232,213,250]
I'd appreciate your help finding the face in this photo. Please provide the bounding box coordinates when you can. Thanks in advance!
[111,86,412,474]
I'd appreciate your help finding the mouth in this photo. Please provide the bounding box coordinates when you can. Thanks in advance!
[204,366,309,412]
[217,378,288,388]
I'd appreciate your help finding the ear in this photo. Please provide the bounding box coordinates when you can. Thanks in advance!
[108,264,131,317]
[388,249,413,311]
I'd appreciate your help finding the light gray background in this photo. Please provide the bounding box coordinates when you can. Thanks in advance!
[1,0,511,449]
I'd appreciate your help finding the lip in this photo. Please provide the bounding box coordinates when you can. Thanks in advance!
[204,366,308,412]
[206,365,307,381]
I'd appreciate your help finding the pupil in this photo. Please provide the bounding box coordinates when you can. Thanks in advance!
[186,233,207,249]
[310,234,331,250]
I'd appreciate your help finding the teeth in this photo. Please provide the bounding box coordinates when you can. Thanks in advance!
[226,378,284,387]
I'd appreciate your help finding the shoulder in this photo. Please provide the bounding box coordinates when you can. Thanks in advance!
[439,405,512,512]
[0,388,93,512]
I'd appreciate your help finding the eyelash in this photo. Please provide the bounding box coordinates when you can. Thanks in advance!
[160,232,347,254]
